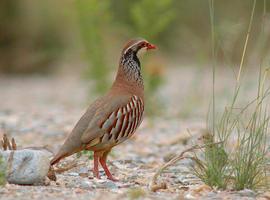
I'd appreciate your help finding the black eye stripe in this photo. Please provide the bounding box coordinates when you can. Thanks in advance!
[140,42,147,47]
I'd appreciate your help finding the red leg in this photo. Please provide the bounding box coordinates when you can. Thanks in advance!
[93,152,100,179]
[99,150,118,181]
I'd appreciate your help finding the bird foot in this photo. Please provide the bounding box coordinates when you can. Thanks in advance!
[107,176,119,182]
[93,171,100,179]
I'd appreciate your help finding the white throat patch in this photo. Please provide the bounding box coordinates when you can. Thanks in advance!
[137,46,147,58]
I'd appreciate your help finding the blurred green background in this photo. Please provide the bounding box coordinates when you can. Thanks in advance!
[0,0,269,115]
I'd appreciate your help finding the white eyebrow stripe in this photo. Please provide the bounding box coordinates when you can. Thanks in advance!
[123,40,145,54]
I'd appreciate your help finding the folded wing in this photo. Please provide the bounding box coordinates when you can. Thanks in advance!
[81,95,144,148]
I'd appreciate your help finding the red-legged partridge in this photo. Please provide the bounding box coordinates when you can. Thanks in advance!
[50,38,156,181]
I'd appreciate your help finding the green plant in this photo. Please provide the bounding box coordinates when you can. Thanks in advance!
[193,132,229,189]
[233,100,269,190]
[77,150,93,160]
[232,39,269,190]
[76,0,111,94]
[0,155,6,186]
[83,150,93,160]
[193,0,269,190]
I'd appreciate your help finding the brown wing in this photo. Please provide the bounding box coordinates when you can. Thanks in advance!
[80,95,144,147]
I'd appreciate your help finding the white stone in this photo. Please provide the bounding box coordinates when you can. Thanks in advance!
[0,149,51,185]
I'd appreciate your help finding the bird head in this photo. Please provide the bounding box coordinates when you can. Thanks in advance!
[122,38,157,56]
[117,38,157,86]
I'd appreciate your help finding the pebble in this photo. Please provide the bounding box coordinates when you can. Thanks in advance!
[80,180,92,189]
[78,167,89,178]
[238,189,256,197]
[67,172,79,177]
[95,180,118,189]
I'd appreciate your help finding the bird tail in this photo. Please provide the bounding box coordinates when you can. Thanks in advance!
[50,145,83,165]
[50,151,70,165]
[50,128,85,166]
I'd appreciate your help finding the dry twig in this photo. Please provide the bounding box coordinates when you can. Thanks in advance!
[149,142,222,192]
[47,160,84,181]
[54,161,79,174]
[11,138,17,150]
[1,134,17,151]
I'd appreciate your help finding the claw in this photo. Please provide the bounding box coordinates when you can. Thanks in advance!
[93,170,100,179]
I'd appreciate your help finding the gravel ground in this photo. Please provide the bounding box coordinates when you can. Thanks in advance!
[0,68,269,200]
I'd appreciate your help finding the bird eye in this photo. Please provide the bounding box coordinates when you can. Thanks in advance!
[141,42,147,48]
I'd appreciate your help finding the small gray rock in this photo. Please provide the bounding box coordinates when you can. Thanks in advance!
[238,189,256,197]
[0,149,51,185]
[80,179,93,189]
[96,180,119,189]
[67,172,79,176]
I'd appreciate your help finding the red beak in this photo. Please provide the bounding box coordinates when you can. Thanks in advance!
[146,43,157,50]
